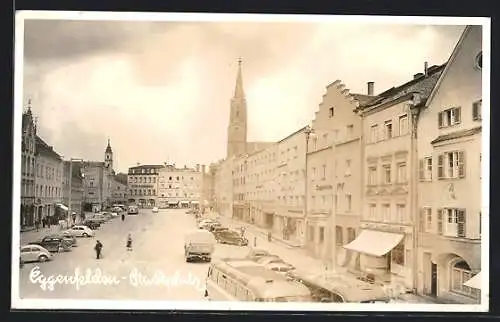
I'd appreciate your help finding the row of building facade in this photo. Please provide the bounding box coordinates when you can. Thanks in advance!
[211,26,483,303]
[126,163,216,210]
[20,105,129,227]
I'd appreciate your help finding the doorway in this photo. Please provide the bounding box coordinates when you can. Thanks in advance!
[431,263,438,296]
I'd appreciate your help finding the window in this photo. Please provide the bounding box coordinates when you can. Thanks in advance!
[322,165,326,180]
[475,51,482,70]
[382,164,391,184]
[382,204,390,221]
[313,137,318,150]
[399,115,409,135]
[419,157,433,181]
[335,226,343,246]
[346,125,354,140]
[443,208,466,238]
[391,242,405,265]
[451,260,479,298]
[370,125,378,143]
[329,107,334,118]
[345,160,351,176]
[347,228,356,243]
[311,167,316,181]
[384,120,393,139]
[368,204,376,220]
[308,225,314,241]
[368,166,377,185]
[438,151,465,179]
[319,227,325,243]
[397,162,407,183]
[333,129,339,143]
[438,107,461,128]
[396,204,406,222]
[334,195,338,210]
[423,208,432,232]
[90,182,94,188]
[346,194,352,212]
[472,100,482,121]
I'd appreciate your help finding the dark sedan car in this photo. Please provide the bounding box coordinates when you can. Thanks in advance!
[29,236,72,252]
[83,220,100,230]
[50,232,78,247]
[215,230,248,246]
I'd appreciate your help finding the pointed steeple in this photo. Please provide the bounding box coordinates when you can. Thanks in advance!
[105,138,112,153]
[234,58,245,98]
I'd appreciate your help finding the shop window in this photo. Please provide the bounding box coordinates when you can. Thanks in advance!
[391,241,405,265]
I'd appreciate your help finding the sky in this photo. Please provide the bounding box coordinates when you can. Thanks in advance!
[20,15,466,173]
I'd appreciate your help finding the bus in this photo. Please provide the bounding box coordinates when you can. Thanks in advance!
[286,269,389,303]
[205,258,312,302]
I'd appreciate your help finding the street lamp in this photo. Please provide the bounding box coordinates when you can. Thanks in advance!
[68,158,85,227]
[303,125,315,248]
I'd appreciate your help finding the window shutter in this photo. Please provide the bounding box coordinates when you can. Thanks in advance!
[437,154,445,180]
[419,159,425,181]
[437,209,443,235]
[457,209,466,237]
[438,112,443,128]
[458,151,466,178]
[455,107,461,124]
[472,103,479,121]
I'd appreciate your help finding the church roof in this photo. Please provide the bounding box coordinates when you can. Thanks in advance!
[234,58,245,98]
[105,138,112,153]
[35,135,62,160]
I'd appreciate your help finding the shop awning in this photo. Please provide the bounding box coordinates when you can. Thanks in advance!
[168,201,179,204]
[191,201,199,204]
[343,230,404,257]
[56,203,69,211]
[464,271,482,290]
[180,201,189,204]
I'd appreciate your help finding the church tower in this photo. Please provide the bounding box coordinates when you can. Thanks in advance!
[226,58,248,158]
[104,138,113,170]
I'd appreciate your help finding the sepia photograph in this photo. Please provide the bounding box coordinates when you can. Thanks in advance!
[12,11,489,312]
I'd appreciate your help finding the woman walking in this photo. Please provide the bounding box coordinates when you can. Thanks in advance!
[126,233,133,251]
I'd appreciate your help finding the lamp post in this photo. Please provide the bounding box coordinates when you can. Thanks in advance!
[303,125,315,248]
[68,158,84,228]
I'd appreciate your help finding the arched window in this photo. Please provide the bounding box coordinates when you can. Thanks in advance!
[451,259,479,298]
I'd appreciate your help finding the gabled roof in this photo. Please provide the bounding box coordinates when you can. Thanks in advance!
[357,64,446,112]
[128,164,164,170]
[430,126,481,144]
[35,135,62,160]
[425,26,472,107]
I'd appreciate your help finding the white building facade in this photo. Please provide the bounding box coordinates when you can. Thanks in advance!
[157,164,202,209]
[416,25,482,304]
[127,164,161,208]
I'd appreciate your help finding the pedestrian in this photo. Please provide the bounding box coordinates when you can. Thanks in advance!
[253,236,257,247]
[121,213,125,222]
[35,220,39,232]
[267,231,272,242]
[42,217,46,228]
[126,233,133,251]
[94,240,103,259]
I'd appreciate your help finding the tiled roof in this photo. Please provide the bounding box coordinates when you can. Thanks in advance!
[35,135,62,160]
[359,64,446,110]
[430,126,482,145]
[129,164,164,170]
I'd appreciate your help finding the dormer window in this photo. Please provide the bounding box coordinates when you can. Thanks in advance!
[329,107,334,118]
[475,51,482,70]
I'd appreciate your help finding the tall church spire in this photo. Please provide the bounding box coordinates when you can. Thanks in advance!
[234,58,245,98]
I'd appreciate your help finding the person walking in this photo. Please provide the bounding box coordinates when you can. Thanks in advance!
[121,213,125,222]
[126,233,133,251]
[94,240,103,259]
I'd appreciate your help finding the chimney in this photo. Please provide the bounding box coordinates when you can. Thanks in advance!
[196,164,200,172]
[424,61,428,76]
[367,82,374,96]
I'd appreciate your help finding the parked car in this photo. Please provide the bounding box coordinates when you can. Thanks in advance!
[52,232,78,247]
[256,256,286,266]
[265,262,295,274]
[65,225,95,237]
[20,245,53,263]
[245,248,272,261]
[29,236,72,252]
[214,230,248,246]
[111,207,123,213]
[128,205,139,215]
[83,220,100,230]
[92,213,108,223]
[211,227,229,235]
[100,212,115,220]
[152,207,159,213]
[198,219,216,230]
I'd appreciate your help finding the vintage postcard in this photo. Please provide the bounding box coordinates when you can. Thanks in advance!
[12,11,490,312]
